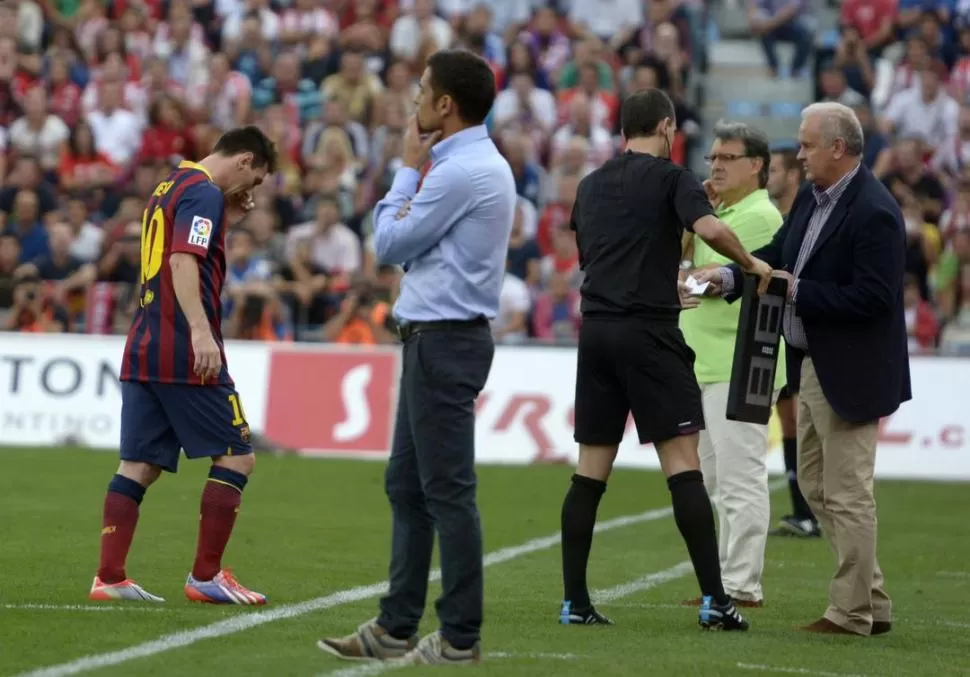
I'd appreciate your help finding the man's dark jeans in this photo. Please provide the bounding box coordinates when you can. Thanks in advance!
[377,322,494,648]
[761,19,813,76]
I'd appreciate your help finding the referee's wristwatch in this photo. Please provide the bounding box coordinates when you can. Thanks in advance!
[679,259,693,272]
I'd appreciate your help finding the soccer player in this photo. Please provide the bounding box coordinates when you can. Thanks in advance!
[89,126,277,605]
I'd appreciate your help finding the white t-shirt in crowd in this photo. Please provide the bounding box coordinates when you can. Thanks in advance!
[285,221,362,274]
[87,108,143,165]
[389,15,453,61]
[69,222,104,263]
[493,272,531,343]
[8,115,69,169]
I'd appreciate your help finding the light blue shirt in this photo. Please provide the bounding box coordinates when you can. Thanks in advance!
[373,125,516,323]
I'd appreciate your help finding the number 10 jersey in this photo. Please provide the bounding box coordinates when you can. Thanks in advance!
[120,161,232,386]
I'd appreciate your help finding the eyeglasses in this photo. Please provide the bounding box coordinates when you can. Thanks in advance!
[704,153,750,165]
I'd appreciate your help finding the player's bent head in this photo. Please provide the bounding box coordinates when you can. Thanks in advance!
[212,125,279,179]
[621,88,677,141]
[421,49,496,128]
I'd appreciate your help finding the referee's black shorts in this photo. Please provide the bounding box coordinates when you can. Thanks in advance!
[574,316,705,446]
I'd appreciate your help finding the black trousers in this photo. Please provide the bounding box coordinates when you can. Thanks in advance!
[377,322,494,648]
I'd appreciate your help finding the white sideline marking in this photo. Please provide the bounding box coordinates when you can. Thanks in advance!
[10,505,675,677]
[936,571,970,579]
[592,561,693,603]
[320,561,694,677]
[941,620,970,629]
[18,478,787,677]
[604,602,686,610]
[326,652,580,677]
[2,604,171,613]
[489,652,579,660]
[737,663,868,677]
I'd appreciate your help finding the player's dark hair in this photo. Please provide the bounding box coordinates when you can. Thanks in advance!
[773,148,805,183]
[213,126,278,174]
[621,88,676,141]
[426,49,496,125]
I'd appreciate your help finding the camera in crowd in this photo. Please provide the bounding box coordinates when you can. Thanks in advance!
[13,274,43,307]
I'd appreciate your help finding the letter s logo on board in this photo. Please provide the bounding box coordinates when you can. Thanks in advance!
[333,364,373,442]
[264,350,397,454]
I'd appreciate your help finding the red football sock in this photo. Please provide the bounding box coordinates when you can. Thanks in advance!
[98,492,140,584]
[192,480,242,581]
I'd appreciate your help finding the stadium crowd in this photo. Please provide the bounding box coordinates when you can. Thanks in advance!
[804,0,970,352]
[0,0,963,354]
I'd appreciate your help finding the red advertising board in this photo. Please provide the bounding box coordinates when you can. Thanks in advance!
[264,349,398,455]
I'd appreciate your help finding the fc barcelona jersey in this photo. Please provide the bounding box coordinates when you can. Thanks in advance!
[120,161,232,386]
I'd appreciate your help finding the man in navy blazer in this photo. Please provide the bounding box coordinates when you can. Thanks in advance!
[696,101,912,637]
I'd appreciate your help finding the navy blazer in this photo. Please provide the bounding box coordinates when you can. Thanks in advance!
[726,164,913,423]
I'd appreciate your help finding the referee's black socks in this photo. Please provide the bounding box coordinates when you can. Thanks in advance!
[561,473,607,610]
[667,470,729,605]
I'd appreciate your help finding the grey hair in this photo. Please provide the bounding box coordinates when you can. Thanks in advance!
[801,102,865,156]
[712,120,771,188]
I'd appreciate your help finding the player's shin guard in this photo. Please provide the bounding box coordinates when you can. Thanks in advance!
[98,474,146,584]
[192,466,247,582]
[560,473,607,610]
[667,470,729,605]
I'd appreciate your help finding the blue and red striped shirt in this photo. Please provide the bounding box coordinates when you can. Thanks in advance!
[120,161,232,386]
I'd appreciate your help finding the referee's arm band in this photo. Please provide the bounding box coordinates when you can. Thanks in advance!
[718,267,734,295]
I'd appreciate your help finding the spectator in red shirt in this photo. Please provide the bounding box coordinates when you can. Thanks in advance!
[93,24,142,82]
[58,121,119,194]
[557,62,619,130]
[537,173,579,255]
[840,0,897,54]
[532,270,581,343]
[138,95,195,165]
[337,0,397,32]
[904,273,940,352]
[47,53,83,128]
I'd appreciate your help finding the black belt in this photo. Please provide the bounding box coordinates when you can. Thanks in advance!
[397,316,489,341]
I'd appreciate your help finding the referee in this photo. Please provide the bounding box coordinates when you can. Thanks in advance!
[558,89,772,632]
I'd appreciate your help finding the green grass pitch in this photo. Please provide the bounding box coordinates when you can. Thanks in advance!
[0,447,968,677]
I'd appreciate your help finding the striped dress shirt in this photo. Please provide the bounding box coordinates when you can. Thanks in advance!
[720,163,861,351]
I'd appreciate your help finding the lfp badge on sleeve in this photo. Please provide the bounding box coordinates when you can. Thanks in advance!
[726,274,788,425]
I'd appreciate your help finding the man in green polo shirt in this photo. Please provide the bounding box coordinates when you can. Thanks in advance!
[679,122,785,608]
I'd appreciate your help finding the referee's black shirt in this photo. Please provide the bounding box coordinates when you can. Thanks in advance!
[569,150,715,321]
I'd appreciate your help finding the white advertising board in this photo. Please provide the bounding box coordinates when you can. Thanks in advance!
[1,335,966,481]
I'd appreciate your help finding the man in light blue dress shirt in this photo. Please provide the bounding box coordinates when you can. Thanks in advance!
[319,50,516,666]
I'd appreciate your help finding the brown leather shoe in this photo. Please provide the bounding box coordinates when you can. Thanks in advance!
[871,621,892,635]
[800,618,864,635]
[681,597,763,608]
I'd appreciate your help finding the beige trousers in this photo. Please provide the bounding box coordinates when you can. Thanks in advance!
[797,358,892,635]
[698,381,772,603]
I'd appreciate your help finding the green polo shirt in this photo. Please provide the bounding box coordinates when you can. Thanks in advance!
[679,189,787,386]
